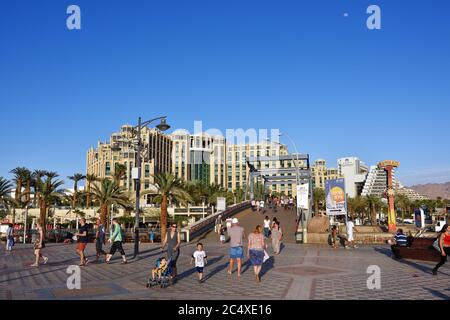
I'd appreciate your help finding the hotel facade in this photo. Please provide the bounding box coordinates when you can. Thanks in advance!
[87,125,299,199]
[86,125,172,203]
[311,159,342,190]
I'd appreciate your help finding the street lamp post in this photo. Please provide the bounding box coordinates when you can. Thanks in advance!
[279,133,308,243]
[132,116,170,260]
[23,205,28,244]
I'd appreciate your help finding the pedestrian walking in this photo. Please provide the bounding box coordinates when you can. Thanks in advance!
[345,217,358,249]
[272,217,280,229]
[106,218,128,264]
[149,228,155,243]
[162,223,181,278]
[219,224,226,244]
[95,219,107,262]
[6,224,14,251]
[248,225,267,283]
[271,222,283,255]
[30,221,48,267]
[191,243,208,283]
[433,224,450,276]
[329,225,338,249]
[75,218,90,267]
[227,218,245,278]
[259,200,265,214]
[263,216,271,239]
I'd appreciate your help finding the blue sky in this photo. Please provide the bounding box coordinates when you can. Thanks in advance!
[1,0,449,187]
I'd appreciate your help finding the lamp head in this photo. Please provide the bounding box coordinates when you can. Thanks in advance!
[156,118,171,132]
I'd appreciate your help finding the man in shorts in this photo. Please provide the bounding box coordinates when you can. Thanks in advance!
[75,218,89,266]
[227,218,245,278]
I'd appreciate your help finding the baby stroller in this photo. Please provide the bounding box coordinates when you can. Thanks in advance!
[146,257,174,289]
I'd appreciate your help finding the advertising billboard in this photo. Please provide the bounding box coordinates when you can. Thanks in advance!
[296,183,310,210]
[325,178,347,216]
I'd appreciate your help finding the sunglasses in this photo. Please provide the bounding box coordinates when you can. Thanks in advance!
[171,225,177,228]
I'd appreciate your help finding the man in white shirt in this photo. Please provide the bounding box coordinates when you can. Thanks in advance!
[346,218,358,249]
[259,200,265,214]
[263,216,271,238]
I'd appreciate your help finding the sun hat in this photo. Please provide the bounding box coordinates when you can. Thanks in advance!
[232,218,239,224]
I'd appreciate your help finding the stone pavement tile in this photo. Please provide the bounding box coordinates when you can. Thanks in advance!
[1,243,450,300]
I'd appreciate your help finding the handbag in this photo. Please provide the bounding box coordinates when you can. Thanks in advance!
[263,250,270,263]
[433,238,441,253]
[33,240,41,250]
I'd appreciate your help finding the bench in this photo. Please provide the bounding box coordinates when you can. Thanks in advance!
[394,238,440,262]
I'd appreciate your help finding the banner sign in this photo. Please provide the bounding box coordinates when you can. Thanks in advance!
[325,179,347,216]
[296,183,309,210]
[217,197,227,212]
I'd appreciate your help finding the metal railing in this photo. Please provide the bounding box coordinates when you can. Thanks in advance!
[180,201,251,242]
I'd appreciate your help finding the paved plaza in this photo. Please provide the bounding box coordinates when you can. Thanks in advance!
[1,240,449,300]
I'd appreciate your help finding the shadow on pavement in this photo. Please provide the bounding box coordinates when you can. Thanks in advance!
[374,247,437,275]
[0,266,69,284]
[260,257,275,280]
[424,288,450,300]
[202,256,229,281]
[177,256,224,282]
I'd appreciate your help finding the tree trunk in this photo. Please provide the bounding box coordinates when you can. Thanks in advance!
[86,183,90,209]
[161,194,168,241]
[26,181,31,202]
[12,208,16,224]
[371,207,377,225]
[40,201,47,234]
[100,204,108,226]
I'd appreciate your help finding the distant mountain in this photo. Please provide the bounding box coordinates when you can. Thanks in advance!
[409,182,450,200]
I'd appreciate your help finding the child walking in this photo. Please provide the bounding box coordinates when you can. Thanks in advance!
[191,243,208,283]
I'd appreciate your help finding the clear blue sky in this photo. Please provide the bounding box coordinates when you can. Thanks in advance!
[1,0,449,187]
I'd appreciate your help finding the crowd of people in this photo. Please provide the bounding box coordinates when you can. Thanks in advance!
[250,196,295,213]
[4,207,450,287]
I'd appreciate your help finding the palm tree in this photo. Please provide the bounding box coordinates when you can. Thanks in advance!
[32,170,47,207]
[365,195,383,225]
[395,194,411,222]
[85,174,98,209]
[150,173,193,240]
[10,167,29,223]
[35,174,65,233]
[113,163,127,186]
[22,169,32,203]
[68,173,86,209]
[90,178,130,227]
[0,177,14,209]
[313,188,326,215]
[45,171,59,180]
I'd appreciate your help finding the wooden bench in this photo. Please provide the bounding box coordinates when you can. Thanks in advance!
[394,237,441,262]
